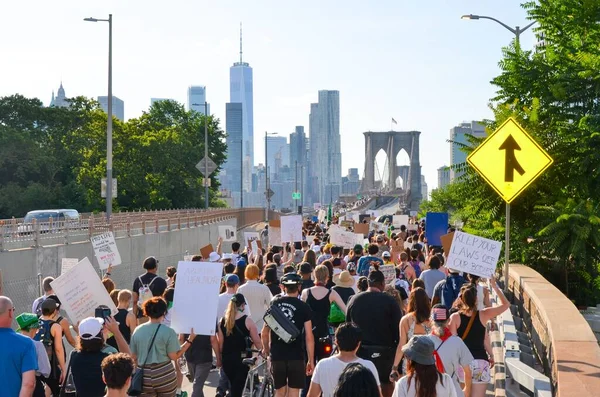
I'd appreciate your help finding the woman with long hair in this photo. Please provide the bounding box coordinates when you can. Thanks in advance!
[447,278,509,397]
[392,336,457,397]
[303,249,317,269]
[217,293,262,397]
[390,287,431,379]
[356,276,369,292]
[466,274,490,310]
[333,362,380,397]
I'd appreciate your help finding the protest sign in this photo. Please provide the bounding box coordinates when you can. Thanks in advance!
[50,257,117,323]
[440,232,455,257]
[369,210,380,219]
[244,232,261,249]
[340,220,354,230]
[318,210,327,223]
[269,219,281,228]
[407,224,418,231]
[170,261,222,335]
[425,212,449,246]
[91,232,121,270]
[281,215,303,243]
[251,240,259,254]
[330,229,358,248]
[354,223,369,236]
[200,244,214,259]
[404,241,413,249]
[183,255,194,262]
[446,231,502,278]
[61,258,79,275]
[269,227,282,247]
[393,215,409,228]
[306,235,315,245]
[380,265,396,284]
[218,225,237,242]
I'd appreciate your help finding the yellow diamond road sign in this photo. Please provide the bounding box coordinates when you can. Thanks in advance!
[467,117,553,203]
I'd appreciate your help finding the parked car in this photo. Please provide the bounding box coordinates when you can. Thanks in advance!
[18,209,80,235]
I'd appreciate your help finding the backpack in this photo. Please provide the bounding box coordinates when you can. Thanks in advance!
[35,319,58,376]
[33,298,44,318]
[263,299,301,344]
[138,276,158,304]
[441,275,466,308]
[410,261,422,278]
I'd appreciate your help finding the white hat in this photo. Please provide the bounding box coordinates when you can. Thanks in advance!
[209,252,221,262]
[382,251,391,258]
[79,317,104,340]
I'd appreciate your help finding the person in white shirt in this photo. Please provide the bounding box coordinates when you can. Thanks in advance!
[392,336,457,397]
[237,264,272,329]
[308,323,381,397]
[217,274,251,319]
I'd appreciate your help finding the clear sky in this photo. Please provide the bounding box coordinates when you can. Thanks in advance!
[0,0,536,192]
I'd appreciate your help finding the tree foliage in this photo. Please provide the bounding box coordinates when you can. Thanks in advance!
[0,95,228,218]
[422,1,600,305]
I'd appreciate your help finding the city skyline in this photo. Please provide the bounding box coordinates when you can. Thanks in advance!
[1,1,536,190]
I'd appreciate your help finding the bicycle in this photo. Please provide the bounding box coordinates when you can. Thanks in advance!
[242,350,274,397]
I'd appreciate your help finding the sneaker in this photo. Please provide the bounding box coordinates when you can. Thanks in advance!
[176,393,188,397]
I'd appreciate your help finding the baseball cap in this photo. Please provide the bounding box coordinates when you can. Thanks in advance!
[382,251,391,258]
[231,293,246,306]
[143,256,159,270]
[299,262,313,275]
[79,317,104,340]
[431,304,449,322]
[16,313,40,332]
[353,244,363,254]
[281,272,302,285]
[225,274,240,285]
[236,258,247,268]
[41,298,58,313]
[367,270,385,284]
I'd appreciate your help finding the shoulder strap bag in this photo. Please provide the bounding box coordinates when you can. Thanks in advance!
[59,351,76,396]
[461,310,478,341]
[128,324,162,396]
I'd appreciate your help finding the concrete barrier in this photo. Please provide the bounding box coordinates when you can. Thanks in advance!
[508,265,600,397]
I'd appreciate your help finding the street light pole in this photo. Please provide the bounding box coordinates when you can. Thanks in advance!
[204,102,209,209]
[84,14,113,222]
[461,13,535,289]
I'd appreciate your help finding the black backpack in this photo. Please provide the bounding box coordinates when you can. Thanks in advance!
[35,319,58,376]
[263,299,301,344]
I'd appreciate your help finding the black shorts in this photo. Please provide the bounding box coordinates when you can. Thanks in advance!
[357,345,395,385]
[271,360,305,390]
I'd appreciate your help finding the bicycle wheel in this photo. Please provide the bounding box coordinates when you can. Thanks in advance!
[258,375,274,397]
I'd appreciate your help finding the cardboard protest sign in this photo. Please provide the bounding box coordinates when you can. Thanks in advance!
[218,225,237,242]
[425,212,449,246]
[440,232,455,257]
[244,232,261,249]
[170,261,222,335]
[269,219,281,228]
[61,258,79,275]
[200,244,214,259]
[354,223,369,237]
[281,215,303,243]
[340,220,354,230]
[393,215,409,228]
[445,231,502,278]
[91,232,121,270]
[380,265,396,284]
[51,257,117,323]
[269,227,282,247]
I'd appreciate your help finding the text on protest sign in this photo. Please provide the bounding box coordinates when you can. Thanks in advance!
[380,265,396,284]
[91,232,122,270]
[446,231,502,278]
[244,232,260,249]
[170,261,223,335]
[281,215,303,243]
[269,227,282,247]
[330,229,358,248]
[51,257,117,323]
[61,258,79,275]
[218,225,237,242]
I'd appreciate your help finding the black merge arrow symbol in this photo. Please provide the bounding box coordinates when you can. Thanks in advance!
[499,134,525,182]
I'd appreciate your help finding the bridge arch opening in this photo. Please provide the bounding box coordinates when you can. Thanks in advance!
[374,149,389,188]
[395,148,410,189]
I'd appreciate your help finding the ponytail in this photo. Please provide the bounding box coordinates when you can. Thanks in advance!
[224,300,237,336]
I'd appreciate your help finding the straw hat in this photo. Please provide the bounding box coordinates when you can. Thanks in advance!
[333,270,355,288]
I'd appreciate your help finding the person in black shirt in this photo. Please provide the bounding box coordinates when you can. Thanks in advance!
[346,270,401,397]
[332,270,356,305]
[298,262,314,291]
[183,330,221,397]
[262,273,315,397]
[132,256,168,319]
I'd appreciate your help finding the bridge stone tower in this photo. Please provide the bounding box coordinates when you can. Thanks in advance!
[363,130,422,211]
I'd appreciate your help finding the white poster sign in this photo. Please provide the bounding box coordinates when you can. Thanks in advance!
[330,229,358,248]
[318,210,327,223]
[218,225,237,242]
[281,215,303,243]
[170,261,222,335]
[244,232,260,248]
[393,215,409,228]
[407,224,418,231]
[369,210,380,219]
[50,257,117,323]
[90,232,122,270]
[381,264,396,284]
[446,231,502,278]
[269,227,282,247]
[250,240,259,254]
[183,255,194,262]
[306,235,315,245]
[61,258,79,275]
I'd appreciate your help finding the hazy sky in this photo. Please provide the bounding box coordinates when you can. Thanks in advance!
[1,1,536,192]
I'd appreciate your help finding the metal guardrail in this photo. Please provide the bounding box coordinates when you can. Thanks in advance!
[0,208,266,251]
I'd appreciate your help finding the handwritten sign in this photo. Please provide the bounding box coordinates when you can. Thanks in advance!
[251,240,259,254]
[61,258,79,275]
[183,255,194,262]
[244,232,260,249]
[269,227,282,247]
[446,231,502,278]
[281,215,303,243]
[393,215,409,228]
[50,257,117,323]
[170,261,222,335]
[330,229,358,248]
[218,225,237,242]
[200,244,214,260]
[381,265,396,284]
[354,223,369,236]
[306,235,315,245]
[90,232,121,270]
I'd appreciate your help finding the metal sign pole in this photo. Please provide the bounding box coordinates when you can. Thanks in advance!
[505,202,510,290]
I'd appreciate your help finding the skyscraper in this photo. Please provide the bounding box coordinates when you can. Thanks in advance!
[266,136,288,177]
[230,24,254,192]
[421,175,428,200]
[50,83,68,108]
[309,90,341,204]
[437,166,451,189]
[187,86,210,115]
[449,121,486,180]
[222,103,244,206]
[98,96,125,121]
[289,126,307,170]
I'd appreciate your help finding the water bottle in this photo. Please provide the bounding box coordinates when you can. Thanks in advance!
[178,356,189,376]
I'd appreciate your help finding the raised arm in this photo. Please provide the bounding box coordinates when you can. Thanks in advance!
[480,278,509,323]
